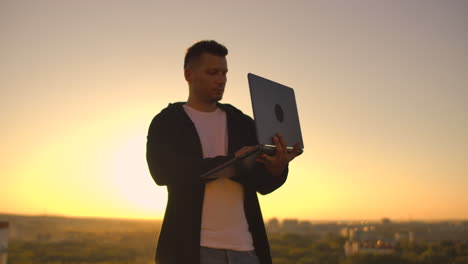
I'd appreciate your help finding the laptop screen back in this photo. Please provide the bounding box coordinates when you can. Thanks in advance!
[248,73,304,152]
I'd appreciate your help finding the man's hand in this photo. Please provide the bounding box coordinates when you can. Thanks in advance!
[256,133,300,177]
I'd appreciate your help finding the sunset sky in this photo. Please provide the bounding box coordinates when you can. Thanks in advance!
[1,0,467,221]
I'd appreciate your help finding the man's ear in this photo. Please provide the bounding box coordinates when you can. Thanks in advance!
[184,68,192,83]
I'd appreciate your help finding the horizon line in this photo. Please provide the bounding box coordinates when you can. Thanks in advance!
[1,211,467,223]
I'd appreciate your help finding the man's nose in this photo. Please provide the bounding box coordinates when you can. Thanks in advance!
[216,73,226,84]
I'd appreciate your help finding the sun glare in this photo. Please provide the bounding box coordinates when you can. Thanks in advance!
[107,131,167,218]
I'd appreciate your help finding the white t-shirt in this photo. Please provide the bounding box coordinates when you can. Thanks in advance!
[183,104,254,251]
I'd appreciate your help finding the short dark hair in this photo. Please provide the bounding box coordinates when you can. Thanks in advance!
[184,40,228,69]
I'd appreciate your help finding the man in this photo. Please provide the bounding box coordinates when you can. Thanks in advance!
[146,40,299,264]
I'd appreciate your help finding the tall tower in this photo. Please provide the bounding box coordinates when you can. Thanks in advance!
[0,221,8,264]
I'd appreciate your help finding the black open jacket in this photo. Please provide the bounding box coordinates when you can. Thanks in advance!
[146,102,288,264]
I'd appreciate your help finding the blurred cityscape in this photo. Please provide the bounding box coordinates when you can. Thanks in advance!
[1,213,467,264]
[266,217,468,260]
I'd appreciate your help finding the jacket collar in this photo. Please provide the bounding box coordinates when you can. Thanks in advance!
[166,102,235,116]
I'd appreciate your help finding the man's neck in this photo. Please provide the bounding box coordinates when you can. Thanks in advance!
[186,98,218,112]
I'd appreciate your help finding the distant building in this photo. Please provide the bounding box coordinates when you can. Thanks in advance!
[266,218,280,233]
[341,227,350,238]
[345,240,395,256]
[298,221,313,235]
[282,219,301,234]
[411,229,468,243]
[381,218,391,225]
[0,221,9,264]
[395,231,414,243]
[346,226,382,241]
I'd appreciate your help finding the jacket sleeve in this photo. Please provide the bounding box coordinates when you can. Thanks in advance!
[251,164,288,195]
[146,114,234,187]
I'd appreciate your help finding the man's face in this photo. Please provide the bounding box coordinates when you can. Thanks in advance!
[186,53,228,104]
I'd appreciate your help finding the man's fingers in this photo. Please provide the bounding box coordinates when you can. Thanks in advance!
[288,142,301,161]
[273,135,284,154]
[278,133,287,150]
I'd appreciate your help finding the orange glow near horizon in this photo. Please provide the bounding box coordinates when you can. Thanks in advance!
[2,101,467,221]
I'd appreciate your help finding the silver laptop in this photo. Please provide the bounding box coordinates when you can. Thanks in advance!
[200,73,304,179]
[248,73,304,155]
